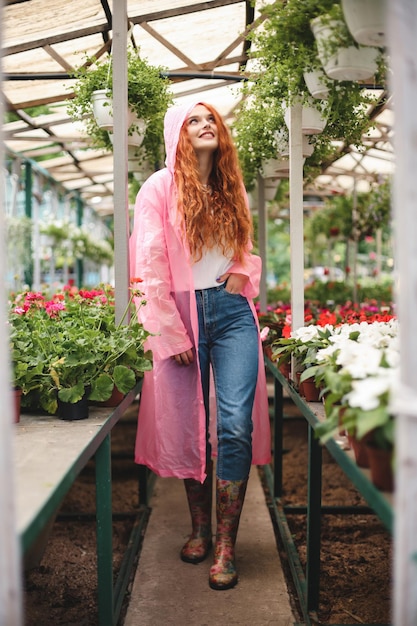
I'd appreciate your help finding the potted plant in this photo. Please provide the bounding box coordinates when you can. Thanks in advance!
[341,0,388,48]
[241,0,387,156]
[302,318,398,489]
[40,219,114,269]
[257,303,290,356]
[232,91,287,190]
[8,281,153,418]
[310,3,381,81]
[67,48,173,166]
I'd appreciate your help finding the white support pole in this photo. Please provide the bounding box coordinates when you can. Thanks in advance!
[32,174,41,291]
[389,3,417,625]
[376,228,382,281]
[0,1,24,621]
[112,0,130,324]
[257,172,268,312]
[288,102,304,332]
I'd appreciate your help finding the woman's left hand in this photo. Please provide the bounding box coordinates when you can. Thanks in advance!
[217,272,248,294]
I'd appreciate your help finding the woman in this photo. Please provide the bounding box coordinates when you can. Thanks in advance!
[130,101,271,590]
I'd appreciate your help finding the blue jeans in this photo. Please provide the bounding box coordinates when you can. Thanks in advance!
[196,283,259,481]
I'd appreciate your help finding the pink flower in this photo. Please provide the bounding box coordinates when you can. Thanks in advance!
[260,326,270,342]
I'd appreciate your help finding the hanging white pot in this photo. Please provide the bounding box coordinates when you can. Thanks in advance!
[131,159,155,181]
[92,90,146,146]
[303,69,331,100]
[283,97,327,135]
[341,0,387,48]
[261,158,290,179]
[311,16,379,81]
[302,136,315,158]
[247,191,256,210]
[264,178,281,201]
[92,89,113,131]
[126,110,146,147]
[128,146,142,172]
[279,136,315,159]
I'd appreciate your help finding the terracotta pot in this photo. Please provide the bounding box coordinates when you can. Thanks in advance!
[338,406,347,436]
[94,386,125,407]
[302,377,320,402]
[347,433,370,469]
[366,444,394,492]
[295,371,305,397]
[13,387,22,423]
[279,362,291,381]
[263,345,273,360]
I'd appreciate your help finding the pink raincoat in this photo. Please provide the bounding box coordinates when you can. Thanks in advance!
[129,101,271,483]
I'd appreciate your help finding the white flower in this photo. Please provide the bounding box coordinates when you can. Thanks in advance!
[315,343,339,362]
[344,371,395,411]
[336,341,383,379]
[291,325,321,342]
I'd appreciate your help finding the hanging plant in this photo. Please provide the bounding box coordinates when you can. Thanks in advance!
[71,229,114,265]
[6,215,32,279]
[355,178,392,237]
[233,84,288,189]
[40,220,114,267]
[67,48,173,166]
[307,179,392,242]
[237,0,388,175]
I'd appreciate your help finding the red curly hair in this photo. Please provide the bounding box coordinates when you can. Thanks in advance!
[174,102,252,264]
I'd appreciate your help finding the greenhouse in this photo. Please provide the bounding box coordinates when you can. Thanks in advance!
[1,1,416,625]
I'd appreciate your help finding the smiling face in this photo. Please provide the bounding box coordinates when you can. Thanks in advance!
[185,104,219,154]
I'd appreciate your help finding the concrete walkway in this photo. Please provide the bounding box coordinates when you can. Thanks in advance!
[123,466,296,626]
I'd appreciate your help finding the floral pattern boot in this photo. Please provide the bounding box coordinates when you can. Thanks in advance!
[209,478,248,590]
[180,464,213,564]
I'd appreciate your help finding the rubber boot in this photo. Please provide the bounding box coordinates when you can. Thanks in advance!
[180,463,213,564]
[209,477,248,590]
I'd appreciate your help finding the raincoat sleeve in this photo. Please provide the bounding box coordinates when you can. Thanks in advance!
[130,174,194,361]
[228,239,262,300]
[227,184,262,299]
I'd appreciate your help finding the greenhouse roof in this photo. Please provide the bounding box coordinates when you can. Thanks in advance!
[2,0,394,210]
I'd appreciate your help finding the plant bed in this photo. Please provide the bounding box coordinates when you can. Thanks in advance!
[23,405,143,626]
[23,401,391,624]
[261,400,391,624]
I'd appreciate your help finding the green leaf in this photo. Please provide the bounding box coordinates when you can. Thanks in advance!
[355,407,391,441]
[300,364,320,382]
[89,373,114,401]
[58,381,86,403]
[113,365,136,394]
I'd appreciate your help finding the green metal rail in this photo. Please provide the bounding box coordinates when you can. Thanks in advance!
[264,357,392,626]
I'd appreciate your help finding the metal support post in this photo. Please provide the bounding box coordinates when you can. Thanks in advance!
[95,435,114,625]
[273,376,284,498]
[306,423,322,615]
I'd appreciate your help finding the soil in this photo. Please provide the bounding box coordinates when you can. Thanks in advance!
[23,396,392,625]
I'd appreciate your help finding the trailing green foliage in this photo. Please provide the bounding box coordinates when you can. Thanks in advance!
[67,48,173,166]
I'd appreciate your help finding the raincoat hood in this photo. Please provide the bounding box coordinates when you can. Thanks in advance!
[164,101,202,173]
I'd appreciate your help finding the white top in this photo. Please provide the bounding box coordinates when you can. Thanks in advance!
[192,245,234,289]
